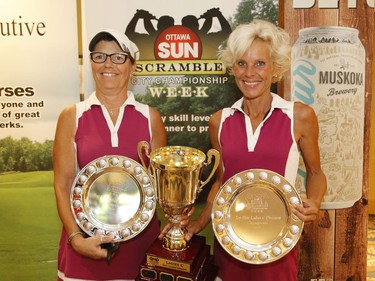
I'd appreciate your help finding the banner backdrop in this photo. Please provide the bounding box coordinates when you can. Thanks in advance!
[82,0,277,155]
[0,0,80,142]
[0,1,79,279]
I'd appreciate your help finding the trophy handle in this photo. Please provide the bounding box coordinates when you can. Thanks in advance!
[137,141,151,170]
[198,148,220,192]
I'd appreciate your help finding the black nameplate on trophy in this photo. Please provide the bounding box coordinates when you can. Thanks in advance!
[145,235,206,273]
[136,235,217,281]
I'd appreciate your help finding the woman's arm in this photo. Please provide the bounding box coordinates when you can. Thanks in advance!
[53,105,112,259]
[293,102,327,222]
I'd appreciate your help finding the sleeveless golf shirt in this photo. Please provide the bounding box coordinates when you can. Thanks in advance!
[214,93,300,281]
[57,92,159,281]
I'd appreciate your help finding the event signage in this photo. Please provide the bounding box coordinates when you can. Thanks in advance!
[82,0,241,152]
[0,0,79,142]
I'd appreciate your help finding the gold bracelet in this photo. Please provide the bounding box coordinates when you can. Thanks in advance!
[67,230,84,245]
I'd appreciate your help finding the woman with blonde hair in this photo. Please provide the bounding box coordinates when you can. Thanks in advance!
[171,19,327,281]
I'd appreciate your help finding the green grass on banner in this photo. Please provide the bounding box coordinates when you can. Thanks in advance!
[0,171,61,281]
[0,171,214,280]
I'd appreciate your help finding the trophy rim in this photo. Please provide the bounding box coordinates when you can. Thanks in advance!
[70,155,156,242]
[212,169,304,264]
[149,146,207,169]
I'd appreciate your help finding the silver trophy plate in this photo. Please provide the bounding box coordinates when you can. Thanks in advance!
[212,169,304,264]
[70,155,156,242]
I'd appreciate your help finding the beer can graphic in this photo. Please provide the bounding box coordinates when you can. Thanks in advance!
[291,26,365,209]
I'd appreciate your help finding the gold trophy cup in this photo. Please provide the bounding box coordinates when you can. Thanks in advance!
[136,141,220,281]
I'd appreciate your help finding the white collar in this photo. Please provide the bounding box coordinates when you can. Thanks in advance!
[86,91,136,108]
[229,92,290,115]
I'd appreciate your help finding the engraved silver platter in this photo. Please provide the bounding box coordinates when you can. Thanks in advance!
[212,169,304,264]
[70,155,156,242]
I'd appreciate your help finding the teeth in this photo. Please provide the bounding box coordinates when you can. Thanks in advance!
[244,81,258,86]
[102,73,115,77]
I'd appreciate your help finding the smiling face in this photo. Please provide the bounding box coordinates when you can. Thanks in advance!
[232,38,276,101]
[91,40,135,96]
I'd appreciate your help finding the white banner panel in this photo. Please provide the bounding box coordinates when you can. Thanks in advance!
[0,0,80,142]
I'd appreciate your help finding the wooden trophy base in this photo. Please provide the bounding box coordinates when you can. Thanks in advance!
[136,235,218,281]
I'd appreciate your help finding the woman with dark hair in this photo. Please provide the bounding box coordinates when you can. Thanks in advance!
[53,29,166,280]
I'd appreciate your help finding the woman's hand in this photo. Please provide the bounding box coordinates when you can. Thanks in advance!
[158,206,196,241]
[184,219,204,241]
[70,234,116,260]
[292,197,320,223]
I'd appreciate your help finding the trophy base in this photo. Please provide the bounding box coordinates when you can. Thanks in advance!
[136,235,218,281]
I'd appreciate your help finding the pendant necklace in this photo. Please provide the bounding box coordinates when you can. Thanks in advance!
[104,106,120,116]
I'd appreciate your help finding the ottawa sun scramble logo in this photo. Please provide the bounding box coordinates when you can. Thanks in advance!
[154,25,202,60]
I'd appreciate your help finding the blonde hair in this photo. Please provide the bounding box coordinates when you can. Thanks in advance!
[218,19,291,83]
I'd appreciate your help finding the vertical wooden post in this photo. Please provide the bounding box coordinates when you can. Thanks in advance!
[279,1,373,280]
[371,10,375,215]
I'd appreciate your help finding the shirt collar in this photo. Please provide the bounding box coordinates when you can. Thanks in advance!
[229,92,290,115]
[86,91,136,108]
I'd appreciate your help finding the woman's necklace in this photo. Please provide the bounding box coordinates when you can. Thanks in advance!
[104,105,121,116]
